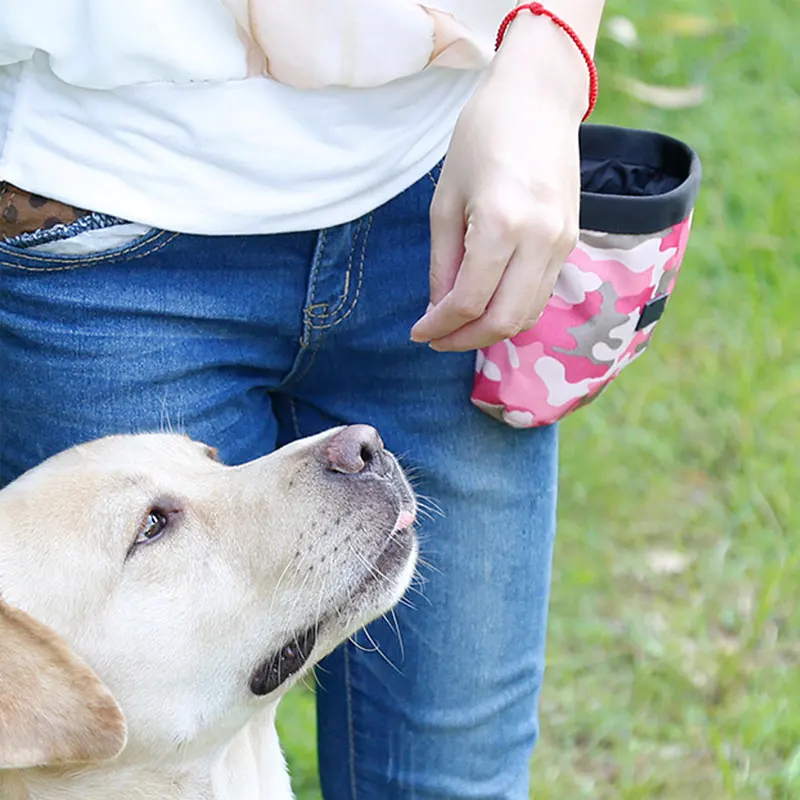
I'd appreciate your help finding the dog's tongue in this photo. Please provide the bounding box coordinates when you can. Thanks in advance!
[394,510,416,531]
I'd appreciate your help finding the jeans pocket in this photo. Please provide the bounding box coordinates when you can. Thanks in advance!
[0,215,179,272]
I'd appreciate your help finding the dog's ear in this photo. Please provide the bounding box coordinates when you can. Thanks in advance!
[0,597,127,769]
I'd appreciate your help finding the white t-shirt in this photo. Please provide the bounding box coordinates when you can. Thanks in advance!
[0,1,510,234]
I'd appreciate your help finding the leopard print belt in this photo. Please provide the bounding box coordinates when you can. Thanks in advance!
[0,182,90,240]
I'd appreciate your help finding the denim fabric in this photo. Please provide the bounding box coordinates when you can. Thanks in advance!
[1,210,127,248]
[0,169,557,800]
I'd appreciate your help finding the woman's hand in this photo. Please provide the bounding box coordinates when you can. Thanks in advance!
[410,4,604,352]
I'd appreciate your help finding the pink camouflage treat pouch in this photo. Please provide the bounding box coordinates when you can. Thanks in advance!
[471,124,702,428]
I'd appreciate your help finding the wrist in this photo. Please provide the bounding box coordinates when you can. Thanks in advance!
[492,2,604,122]
[512,1,605,54]
[490,13,591,122]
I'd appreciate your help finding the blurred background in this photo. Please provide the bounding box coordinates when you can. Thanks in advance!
[278,0,800,796]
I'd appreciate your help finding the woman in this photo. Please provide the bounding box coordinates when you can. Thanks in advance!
[0,1,605,797]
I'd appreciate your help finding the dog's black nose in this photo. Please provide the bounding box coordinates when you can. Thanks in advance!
[324,425,388,475]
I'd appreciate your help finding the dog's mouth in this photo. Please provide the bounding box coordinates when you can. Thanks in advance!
[353,507,417,596]
[249,625,318,696]
[248,506,417,697]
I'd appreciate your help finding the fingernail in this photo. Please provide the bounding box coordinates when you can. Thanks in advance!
[410,321,428,343]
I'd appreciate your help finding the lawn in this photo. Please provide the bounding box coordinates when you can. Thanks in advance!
[277,0,800,797]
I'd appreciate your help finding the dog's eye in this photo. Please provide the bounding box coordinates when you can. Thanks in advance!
[136,509,169,545]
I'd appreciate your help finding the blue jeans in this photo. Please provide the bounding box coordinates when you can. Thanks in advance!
[0,170,557,799]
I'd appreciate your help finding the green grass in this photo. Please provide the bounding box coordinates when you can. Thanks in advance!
[277,0,800,796]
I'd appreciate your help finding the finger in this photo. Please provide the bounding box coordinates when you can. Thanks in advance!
[428,250,562,352]
[411,208,518,343]
[428,203,577,351]
[428,184,466,308]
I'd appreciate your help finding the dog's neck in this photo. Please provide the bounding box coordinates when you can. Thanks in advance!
[5,766,218,800]
[2,707,294,800]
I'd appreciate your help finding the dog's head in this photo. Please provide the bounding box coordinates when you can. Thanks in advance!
[0,426,417,771]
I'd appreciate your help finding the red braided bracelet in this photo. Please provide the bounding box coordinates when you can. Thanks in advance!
[495,2,599,121]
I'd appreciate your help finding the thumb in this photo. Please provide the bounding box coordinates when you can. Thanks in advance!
[428,192,465,307]
[411,190,465,342]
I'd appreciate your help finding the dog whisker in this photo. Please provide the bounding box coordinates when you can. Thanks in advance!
[346,541,396,589]
[268,547,315,627]
[383,608,405,662]
[414,555,443,577]
[311,555,338,639]
[360,625,403,675]
[274,557,320,646]
[416,495,445,518]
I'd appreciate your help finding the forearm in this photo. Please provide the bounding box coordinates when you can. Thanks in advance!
[490,1,606,120]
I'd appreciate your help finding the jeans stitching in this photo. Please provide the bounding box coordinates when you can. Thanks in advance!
[297,229,328,350]
[0,232,178,272]
[306,217,362,322]
[303,229,327,323]
[127,234,182,263]
[427,159,444,188]
[2,212,127,249]
[344,643,359,800]
[307,218,360,320]
[280,229,328,389]
[307,212,372,331]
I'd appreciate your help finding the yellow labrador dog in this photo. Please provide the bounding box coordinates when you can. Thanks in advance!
[0,425,418,800]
